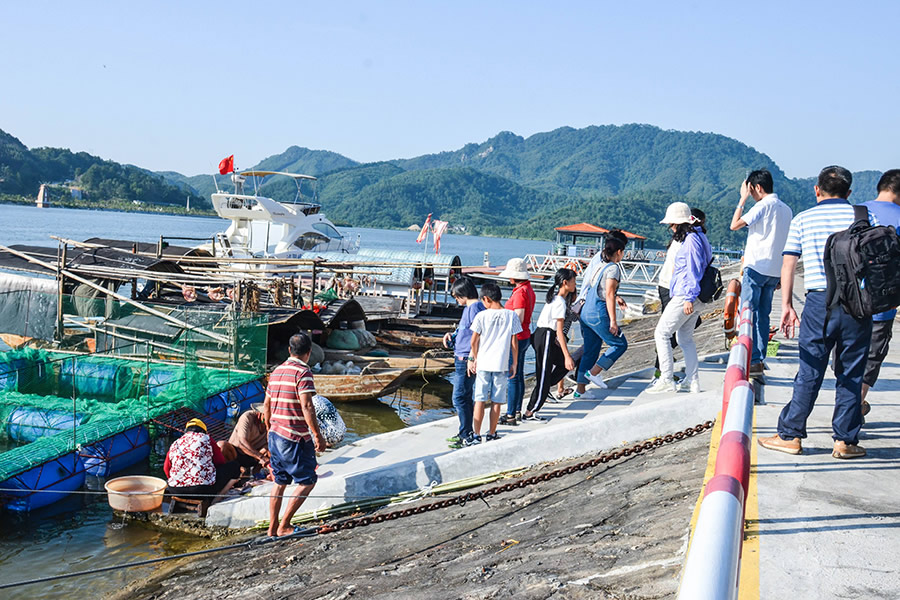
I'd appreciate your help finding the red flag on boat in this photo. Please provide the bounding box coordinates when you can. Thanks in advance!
[432,219,449,254]
[416,213,433,243]
[218,155,234,175]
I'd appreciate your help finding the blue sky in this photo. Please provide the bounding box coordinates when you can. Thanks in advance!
[3,1,898,178]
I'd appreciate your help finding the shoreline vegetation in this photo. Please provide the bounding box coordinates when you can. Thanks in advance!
[0,195,559,242]
[0,193,218,219]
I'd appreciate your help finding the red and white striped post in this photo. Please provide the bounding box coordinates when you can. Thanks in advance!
[677,474,744,600]
[677,304,754,599]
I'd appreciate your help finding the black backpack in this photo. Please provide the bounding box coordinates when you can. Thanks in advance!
[824,205,900,320]
[698,258,723,303]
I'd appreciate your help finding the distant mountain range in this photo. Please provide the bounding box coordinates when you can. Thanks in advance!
[0,125,884,247]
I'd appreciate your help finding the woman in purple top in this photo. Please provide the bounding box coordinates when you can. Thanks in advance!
[647,202,712,394]
[443,276,486,447]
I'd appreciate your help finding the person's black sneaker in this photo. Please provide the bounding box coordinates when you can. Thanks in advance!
[499,414,517,426]
[485,432,501,441]
[521,413,546,422]
[462,435,480,447]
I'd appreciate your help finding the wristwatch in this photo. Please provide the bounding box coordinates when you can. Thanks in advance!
[467,356,476,362]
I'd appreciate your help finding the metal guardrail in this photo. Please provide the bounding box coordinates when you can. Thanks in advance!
[677,305,754,600]
[525,251,741,287]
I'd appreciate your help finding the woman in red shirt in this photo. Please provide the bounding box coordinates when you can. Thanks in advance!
[498,258,535,425]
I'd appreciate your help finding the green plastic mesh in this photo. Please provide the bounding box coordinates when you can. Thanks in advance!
[0,348,259,481]
[0,290,269,481]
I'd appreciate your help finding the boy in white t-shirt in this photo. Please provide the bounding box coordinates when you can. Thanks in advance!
[468,282,522,442]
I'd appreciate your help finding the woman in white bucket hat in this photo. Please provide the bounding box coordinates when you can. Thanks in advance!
[497,258,535,426]
[646,202,710,395]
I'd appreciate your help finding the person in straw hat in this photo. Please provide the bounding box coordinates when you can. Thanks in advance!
[497,257,536,426]
[646,202,712,395]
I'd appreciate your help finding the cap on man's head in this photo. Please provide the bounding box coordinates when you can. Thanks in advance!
[185,418,207,432]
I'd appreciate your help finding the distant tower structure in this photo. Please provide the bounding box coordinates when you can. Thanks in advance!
[36,184,51,208]
[186,195,190,212]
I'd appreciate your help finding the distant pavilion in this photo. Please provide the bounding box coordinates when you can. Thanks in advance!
[554,223,646,257]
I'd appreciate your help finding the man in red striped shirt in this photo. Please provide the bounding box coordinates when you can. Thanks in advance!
[264,332,325,537]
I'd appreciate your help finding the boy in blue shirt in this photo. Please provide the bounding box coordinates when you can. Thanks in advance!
[443,277,486,448]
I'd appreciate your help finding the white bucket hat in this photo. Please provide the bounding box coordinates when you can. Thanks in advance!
[498,257,530,280]
[660,202,698,225]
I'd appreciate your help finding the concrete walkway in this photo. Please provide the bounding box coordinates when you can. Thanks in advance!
[207,351,730,528]
[751,318,900,599]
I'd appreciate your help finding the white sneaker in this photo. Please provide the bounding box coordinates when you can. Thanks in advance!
[585,371,608,389]
[645,378,677,395]
[689,380,701,394]
[574,388,604,399]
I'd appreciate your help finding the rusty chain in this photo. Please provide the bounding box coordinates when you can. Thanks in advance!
[313,420,714,535]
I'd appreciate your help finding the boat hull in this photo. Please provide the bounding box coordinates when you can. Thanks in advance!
[315,368,416,402]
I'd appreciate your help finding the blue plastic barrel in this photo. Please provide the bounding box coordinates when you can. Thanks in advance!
[80,426,151,477]
[146,367,183,398]
[6,407,87,443]
[0,453,87,512]
[0,357,33,392]
[203,380,265,422]
[59,359,120,399]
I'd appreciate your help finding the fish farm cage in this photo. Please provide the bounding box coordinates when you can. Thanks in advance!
[0,290,269,512]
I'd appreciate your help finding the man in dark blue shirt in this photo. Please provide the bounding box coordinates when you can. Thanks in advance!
[860,169,900,419]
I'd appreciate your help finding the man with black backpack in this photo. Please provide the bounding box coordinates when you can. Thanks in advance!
[758,166,879,459]
[859,170,900,417]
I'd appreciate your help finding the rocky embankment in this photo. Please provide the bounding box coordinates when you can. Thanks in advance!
[117,431,710,600]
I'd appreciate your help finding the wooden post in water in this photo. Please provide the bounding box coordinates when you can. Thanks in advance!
[131,242,138,300]
[310,260,318,307]
[56,243,67,341]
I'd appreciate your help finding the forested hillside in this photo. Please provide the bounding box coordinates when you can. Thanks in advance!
[0,129,205,209]
[1,123,888,248]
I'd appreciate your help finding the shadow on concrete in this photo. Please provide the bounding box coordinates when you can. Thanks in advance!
[749,511,900,536]
[343,452,447,499]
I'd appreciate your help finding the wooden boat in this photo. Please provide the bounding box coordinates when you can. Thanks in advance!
[323,349,455,376]
[374,329,446,352]
[315,367,416,402]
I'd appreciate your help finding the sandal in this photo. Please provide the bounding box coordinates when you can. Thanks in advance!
[552,387,573,400]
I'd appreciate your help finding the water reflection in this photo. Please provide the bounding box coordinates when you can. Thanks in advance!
[334,379,456,445]
[0,460,204,600]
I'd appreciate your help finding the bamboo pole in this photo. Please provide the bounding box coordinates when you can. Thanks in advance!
[0,244,230,344]
[62,315,219,364]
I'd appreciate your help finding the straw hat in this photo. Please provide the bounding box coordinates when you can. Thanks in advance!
[498,257,530,280]
[660,202,698,225]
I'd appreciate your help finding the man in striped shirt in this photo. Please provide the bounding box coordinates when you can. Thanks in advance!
[759,166,876,459]
[264,332,325,537]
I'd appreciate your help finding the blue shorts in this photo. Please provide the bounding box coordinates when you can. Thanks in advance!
[268,432,318,486]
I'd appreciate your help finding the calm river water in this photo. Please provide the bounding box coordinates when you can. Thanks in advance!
[0,204,551,598]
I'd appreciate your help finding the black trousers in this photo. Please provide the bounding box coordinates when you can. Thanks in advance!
[167,460,241,499]
[526,327,569,413]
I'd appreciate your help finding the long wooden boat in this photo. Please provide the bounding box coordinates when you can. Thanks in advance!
[374,329,446,352]
[323,350,455,376]
[315,367,416,402]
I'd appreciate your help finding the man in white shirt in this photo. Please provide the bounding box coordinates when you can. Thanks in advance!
[730,169,793,376]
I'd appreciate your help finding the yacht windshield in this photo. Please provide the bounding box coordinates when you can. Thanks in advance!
[312,223,343,239]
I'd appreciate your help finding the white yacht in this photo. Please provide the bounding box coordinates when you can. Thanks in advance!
[199,170,357,262]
